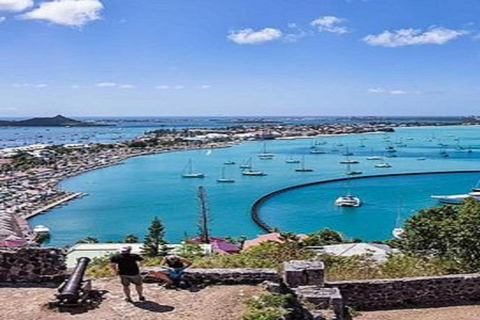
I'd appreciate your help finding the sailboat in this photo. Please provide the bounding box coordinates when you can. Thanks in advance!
[366,148,382,160]
[217,167,235,183]
[285,156,301,164]
[242,159,267,176]
[340,151,359,164]
[345,162,362,175]
[258,142,274,159]
[392,203,405,239]
[182,159,205,178]
[239,158,252,169]
[374,157,392,168]
[295,156,313,172]
[224,160,236,165]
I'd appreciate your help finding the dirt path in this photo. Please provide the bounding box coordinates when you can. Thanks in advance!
[0,278,262,320]
[356,305,480,320]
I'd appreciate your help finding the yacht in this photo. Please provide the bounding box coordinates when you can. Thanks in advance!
[182,159,205,178]
[33,225,50,236]
[366,156,382,160]
[217,167,235,183]
[223,160,236,165]
[310,148,326,154]
[392,227,405,239]
[335,195,362,207]
[258,142,274,159]
[239,158,252,169]
[295,156,314,172]
[375,160,392,168]
[242,169,267,176]
[285,157,301,164]
[431,188,480,204]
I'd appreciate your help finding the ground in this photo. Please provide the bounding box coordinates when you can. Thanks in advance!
[356,305,480,320]
[0,277,262,320]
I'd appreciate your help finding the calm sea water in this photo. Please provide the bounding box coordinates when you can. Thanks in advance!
[29,125,480,246]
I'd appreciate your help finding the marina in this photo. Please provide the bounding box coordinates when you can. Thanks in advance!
[25,125,480,246]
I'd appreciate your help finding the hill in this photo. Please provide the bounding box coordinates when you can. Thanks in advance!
[0,115,106,127]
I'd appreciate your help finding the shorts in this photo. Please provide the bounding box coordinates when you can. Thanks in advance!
[120,274,143,286]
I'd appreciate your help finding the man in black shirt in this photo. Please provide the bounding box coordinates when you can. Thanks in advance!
[110,246,145,303]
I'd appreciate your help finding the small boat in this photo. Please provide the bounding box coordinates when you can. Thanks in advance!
[416,157,427,161]
[431,188,480,204]
[310,148,326,154]
[242,170,267,176]
[392,202,405,239]
[375,160,392,168]
[217,167,235,183]
[366,156,382,160]
[224,160,236,165]
[335,195,361,207]
[33,225,50,235]
[346,170,362,175]
[285,157,301,164]
[182,159,205,178]
[295,156,314,172]
[340,159,359,164]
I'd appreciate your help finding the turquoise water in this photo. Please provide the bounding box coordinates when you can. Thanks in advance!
[30,126,480,246]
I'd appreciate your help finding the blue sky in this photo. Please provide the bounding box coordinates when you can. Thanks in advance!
[1,0,480,117]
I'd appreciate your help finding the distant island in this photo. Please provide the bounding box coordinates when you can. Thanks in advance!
[0,115,107,127]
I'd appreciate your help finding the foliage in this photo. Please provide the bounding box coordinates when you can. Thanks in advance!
[175,242,205,260]
[398,199,480,272]
[193,241,316,270]
[302,228,345,246]
[123,234,140,243]
[323,253,459,281]
[142,216,167,257]
[76,236,99,244]
[85,255,115,277]
[242,293,292,320]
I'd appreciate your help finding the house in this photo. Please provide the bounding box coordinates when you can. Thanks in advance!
[306,243,398,262]
[243,232,308,251]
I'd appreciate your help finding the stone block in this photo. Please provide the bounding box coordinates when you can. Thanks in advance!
[283,260,325,288]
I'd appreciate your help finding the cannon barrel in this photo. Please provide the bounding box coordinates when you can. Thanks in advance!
[57,257,91,303]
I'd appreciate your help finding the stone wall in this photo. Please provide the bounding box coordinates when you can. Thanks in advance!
[142,267,280,285]
[326,273,480,310]
[0,248,66,284]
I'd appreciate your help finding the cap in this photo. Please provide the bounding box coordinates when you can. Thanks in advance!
[120,245,132,253]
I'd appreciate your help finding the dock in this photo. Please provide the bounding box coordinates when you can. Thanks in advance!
[24,192,86,219]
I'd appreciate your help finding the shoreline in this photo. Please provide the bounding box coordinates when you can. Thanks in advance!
[2,122,478,243]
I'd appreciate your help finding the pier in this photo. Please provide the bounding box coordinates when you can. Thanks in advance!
[24,192,86,219]
[250,170,480,233]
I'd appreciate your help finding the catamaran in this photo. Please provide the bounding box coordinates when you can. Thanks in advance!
[217,167,235,183]
[431,188,480,204]
[374,158,392,168]
[295,156,313,172]
[182,159,205,178]
[335,163,362,207]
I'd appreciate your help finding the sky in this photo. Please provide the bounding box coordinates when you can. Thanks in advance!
[1,0,480,117]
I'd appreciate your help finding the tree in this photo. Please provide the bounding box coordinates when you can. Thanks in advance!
[302,228,345,246]
[77,236,99,244]
[399,199,480,271]
[123,234,140,243]
[197,186,212,244]
[143,216,167,257]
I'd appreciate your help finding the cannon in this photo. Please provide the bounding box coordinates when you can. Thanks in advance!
[50,257,95,308]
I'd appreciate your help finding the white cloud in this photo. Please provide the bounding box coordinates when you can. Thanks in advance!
[119,84,135,89]
[95,82,116,87]
[367,88,421,95]
[228,27,283,44]
[311,16,349,34]
[19,0,103,27]
[12,83,48,88]
[0,0,33,12]
[200,85,211,90]
[363,27,467,48]
[0,16,5,23]
[71,84,80,89]
[155,85,169,90]
[174,85,184,90]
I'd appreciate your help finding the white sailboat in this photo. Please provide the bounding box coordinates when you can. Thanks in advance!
[258,142,274,159]
[295,156,314,172]
[335,164,362,207]
[374,157,392,168]
[239,158,252,169]
[242,159,267,176]
[392,204,404,239]
[182,159,205,178]
[285,156,301,164]
[217,167,235,183]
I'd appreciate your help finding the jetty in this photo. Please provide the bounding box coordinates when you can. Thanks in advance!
[23,192,85,219]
